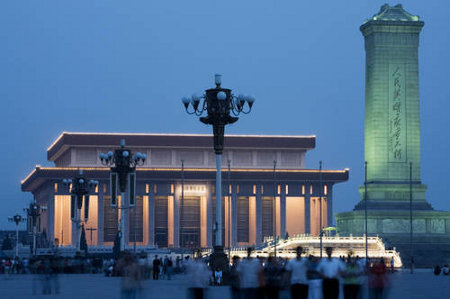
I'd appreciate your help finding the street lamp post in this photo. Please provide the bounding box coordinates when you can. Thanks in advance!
[319,161,323,258]
[25,202,45,256]
[182,74,254,271]
[364,161,368,262]
[180,160,184,249]
[8,214,26,257]
[99,139,146,251]
[410,161,414,274]
[273,160,277,258]
[62,170,98,252]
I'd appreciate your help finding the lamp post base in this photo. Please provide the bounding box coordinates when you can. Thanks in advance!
[209,246,229,273]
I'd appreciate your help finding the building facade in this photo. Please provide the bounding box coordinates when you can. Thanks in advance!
[22,132,348,249]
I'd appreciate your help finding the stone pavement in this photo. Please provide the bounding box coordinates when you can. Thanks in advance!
[1,269,449,299]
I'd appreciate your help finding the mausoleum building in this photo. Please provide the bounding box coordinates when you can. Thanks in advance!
[21,132,348,249]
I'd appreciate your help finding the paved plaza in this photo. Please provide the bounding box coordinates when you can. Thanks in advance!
[1,270,449,299]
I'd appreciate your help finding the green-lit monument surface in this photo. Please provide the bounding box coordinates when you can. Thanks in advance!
[336,4,450,267]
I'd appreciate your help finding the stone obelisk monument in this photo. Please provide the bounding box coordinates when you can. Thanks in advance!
[336,4,450,267]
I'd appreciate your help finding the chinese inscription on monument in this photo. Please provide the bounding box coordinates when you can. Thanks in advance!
[388,64,406,162]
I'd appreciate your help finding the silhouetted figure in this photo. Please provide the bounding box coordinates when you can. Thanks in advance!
[342,255,363,299]
[186,256,210,299]
[306,255,322,299]
[229,256,241,299]
[287,246,309,299]
[442,264,449,275]
[318,247,344,299]
[368,259,388,299]
[237,247,263,299]
[153,255,161,280]
[263,255,283,299]
[117,254,142,299]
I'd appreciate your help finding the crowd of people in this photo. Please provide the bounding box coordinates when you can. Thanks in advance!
[0,248,396,299]
[184,246,391,299]
[0,256,104,275]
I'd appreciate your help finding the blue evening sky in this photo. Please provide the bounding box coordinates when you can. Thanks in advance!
[0,1,449,229]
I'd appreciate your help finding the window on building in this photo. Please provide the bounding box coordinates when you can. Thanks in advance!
[145,184,150,194]
[324,185,328,195]
[54,183,58,193]
[261,185,264,194]
[302,185,305,195]
[171,184,174,194]
[285,185,289,195]
[310,185,313,195]
[253,185,256,195]
[277,185,281,195]
[154,184,158,194]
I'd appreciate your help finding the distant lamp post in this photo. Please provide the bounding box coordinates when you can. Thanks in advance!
[319,228,325,258]
[62,170,98,252]
[25,202,46,256]
[8,214,26,257]
[99,139,146,251]
[409,161,414,274]
[182,74,254,270]
[319,160,323,258]
[364,161,368,262]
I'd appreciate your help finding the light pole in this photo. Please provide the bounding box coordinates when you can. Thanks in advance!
[319,161,323,258]
[319,228,324,259]
[180,160,184,249]
[227,159,231,256]
[182,74,254,271]
[8,214,26,257]
[62,170,98,252]
[364,161,368,262]
[25,202,45,256]
[273,160,277,258]
[410,161,414,273]
[99,139,146,251]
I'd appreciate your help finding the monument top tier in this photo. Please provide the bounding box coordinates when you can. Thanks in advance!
[361,4,424,32]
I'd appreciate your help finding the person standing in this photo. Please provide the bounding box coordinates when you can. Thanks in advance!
[237,247,263,299]
[342,255,363,299]
[318,247,344,299]
[229,256,241,299]
[368,259,388,299]
[263,255,283,299]
[152,255,161,280]
[186,256,210,299]
[286,246,309,299]
[167,257,173,280]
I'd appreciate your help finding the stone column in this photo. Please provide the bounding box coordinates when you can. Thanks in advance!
[280,185,286,238]
[97,182,104,246]
[149,185,155,247]
[206,182,213,247]
[305,192,311,234]
[47,185,55,247]
[173,185,180,248]
[327,185,333,227]
[256,185,262,245]
[231,184,238,247]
